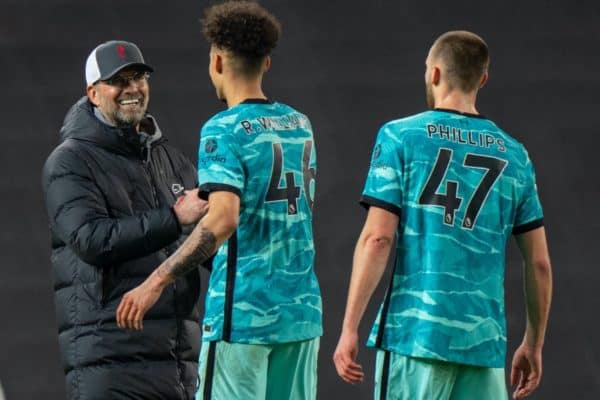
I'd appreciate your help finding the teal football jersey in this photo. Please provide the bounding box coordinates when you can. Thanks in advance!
[362,109,543,368]
[197,99,322,344]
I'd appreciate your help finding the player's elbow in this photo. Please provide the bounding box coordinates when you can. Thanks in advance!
[526,253,552,288]
[205,202,239,240]
[69,221,112,267]
[363,232,394,252]
[531,256,552,277]
[218,212,239,238]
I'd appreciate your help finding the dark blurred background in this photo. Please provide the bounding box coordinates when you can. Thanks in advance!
[1,0,598,398]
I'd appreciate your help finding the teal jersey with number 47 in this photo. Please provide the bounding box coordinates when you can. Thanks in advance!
[197,99,322,344]
[362,109,543,368]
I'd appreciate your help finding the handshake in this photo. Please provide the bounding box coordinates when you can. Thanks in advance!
[172,188,209,226]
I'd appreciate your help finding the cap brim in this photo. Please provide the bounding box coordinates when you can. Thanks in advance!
[99,62,154,81]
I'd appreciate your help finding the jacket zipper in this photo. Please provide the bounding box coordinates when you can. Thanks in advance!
[143,144,187,398]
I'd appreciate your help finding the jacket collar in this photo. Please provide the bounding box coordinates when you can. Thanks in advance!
[59,97,164,158]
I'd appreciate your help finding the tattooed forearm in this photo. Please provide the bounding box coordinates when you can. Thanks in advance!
[157,222,217,281]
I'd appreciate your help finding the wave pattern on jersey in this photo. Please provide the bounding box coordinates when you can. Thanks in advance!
[363,110,543,368]
[198,101,322,344]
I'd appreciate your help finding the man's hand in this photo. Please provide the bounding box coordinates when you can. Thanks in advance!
[116,277,165,330]
[511,342,542,399]
[173,189,208,225]
[333,330,364,384]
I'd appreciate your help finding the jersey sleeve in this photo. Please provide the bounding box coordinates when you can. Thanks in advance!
[512,150,544,234]
[360,124,403,216]
[197,124,244,200]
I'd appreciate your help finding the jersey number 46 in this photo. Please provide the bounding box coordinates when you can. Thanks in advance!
[265,140,315,215]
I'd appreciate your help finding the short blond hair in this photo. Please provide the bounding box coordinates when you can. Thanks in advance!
[430,31,489,92]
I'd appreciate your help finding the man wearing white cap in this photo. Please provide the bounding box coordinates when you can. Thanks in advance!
[42,41,207,399]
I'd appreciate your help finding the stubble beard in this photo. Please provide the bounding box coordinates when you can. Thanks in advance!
[425,81,435,109]
[99,94,148,127]
[114,100,147,126]
[216,86,227,104]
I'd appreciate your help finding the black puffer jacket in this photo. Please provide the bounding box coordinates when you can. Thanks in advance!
[42,97,201,399]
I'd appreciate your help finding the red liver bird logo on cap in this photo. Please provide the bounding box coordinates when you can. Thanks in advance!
[117,44,127,60]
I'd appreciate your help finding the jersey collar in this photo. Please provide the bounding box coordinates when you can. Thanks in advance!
[241,98,272,104]
[434,108,486,119]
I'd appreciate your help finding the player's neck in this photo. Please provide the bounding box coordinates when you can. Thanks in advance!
[224,79,266,108]
[434,91,479,115]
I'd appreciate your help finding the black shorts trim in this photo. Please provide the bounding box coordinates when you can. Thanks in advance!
[222,232,238,342]
[360,195,402,217]
[198,183,242,200]
[203,341,217,400]
[512,218,544,235]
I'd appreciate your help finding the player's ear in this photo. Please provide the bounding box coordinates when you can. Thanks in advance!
[431,66,441,86]
[87,84,99,106]
[263,56,271,73]
[479,71,488,88]
[215,53,223,75]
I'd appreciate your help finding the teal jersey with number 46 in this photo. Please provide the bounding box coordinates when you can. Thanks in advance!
[197,99,322,344]
[361,109,543,368]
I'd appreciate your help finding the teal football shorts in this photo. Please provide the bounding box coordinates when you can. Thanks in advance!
[374,350,508,400]
[197,337,319,400]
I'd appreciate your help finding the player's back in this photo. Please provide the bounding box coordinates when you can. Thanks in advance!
[362,108,543,367]
[396,109,540,265]
[198,100,322,344]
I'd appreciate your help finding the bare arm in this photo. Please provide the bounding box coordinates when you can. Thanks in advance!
[116,191,240,330]
[511,226,553,399]
[516,227,552,347]
[342,207,398,332]
[333,206,399,384]
[153,191,239,285]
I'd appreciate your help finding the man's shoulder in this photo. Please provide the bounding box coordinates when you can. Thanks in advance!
[42,139,95,188]
[383,110,437,128]
[200,102,313,144]
[44,138,88,166]
[200,109,236,137]
[376,111,433,141]
[273,102,312,129]
[204,101,309,124]
[483,119,529,155]
[271,101,308,116]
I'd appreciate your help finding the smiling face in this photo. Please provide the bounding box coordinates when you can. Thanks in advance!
[87,67,150,127]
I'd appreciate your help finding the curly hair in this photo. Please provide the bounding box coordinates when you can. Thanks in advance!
[202,1,282,74]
